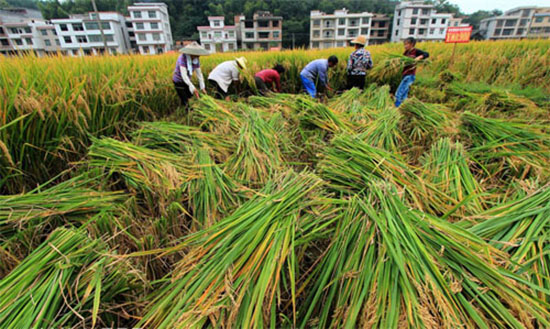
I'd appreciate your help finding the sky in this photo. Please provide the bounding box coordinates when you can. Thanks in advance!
[450,0,550,14]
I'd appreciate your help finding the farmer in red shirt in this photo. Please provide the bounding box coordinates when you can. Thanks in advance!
[254,64,286,95]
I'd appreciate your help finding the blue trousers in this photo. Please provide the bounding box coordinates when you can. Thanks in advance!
[300,74,317,98]
[395,74,416,107]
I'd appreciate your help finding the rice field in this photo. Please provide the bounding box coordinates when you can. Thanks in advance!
[1,40,550,328]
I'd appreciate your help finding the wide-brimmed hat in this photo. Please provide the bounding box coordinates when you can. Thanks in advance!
[179,42,210,56]
[235,57,247,69]
[350,35,367,46]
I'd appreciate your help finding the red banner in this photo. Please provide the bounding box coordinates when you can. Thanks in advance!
[445,26,473,43]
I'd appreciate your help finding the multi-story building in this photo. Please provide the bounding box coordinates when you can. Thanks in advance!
[52,12,130,56]
[391,1,455,42]
[235,11,282,50]
[197,16,238,53]
[527,8,550,39]
[310,8,374,49]
[479,6,543,40]
[370,14,390,44]
[127,2,173,55]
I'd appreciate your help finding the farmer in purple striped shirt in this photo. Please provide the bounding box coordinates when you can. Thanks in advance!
[173,42,209,109]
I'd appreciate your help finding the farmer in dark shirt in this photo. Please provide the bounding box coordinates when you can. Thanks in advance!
[255,64,285,95]
[394,37,429,107]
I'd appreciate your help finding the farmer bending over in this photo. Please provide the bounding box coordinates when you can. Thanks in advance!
[208,57,247,101]
[300,56,338,98]
[255,64,285,95]
[394,37,429,107]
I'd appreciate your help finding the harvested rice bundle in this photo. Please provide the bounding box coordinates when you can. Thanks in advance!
[138,171,330,329]
[357,106,404,152]
[186,147,244,228]
[400,98,456,142]
[364,84,394,110]
[294,95,353,134]
[224,106,286,185]
[0,227,137,328]
[189,95,243,135]
[368,54,416,90]
[300,184,550,329]
[460,111,550,176]
[420,138,485,217]
[132,121,233,161]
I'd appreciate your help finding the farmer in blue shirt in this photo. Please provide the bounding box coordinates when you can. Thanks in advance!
[300,56,339,98]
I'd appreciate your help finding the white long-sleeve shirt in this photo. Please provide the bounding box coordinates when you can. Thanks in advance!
[180,66,205,94]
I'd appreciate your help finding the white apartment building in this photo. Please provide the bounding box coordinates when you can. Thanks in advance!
[391,1,455,42]
[198,16,238,53]
[235,11,283,50]
[479,6,540,40]
[128,2,173,55]
[52,12,130,56]
[310,9,374,49]
[0,8,60,56]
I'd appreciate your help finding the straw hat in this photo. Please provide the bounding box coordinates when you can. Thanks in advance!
[350,35,367,46]
[235,57,247,69]
[179,42,210,56]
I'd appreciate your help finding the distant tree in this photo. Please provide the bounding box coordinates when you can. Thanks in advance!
[464,9,502,30]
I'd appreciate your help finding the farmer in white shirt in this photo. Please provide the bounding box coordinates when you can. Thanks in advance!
[208,57,247,101]
[172,42,209,109]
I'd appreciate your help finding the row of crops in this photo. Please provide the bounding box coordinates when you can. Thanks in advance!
[0,40,550,328]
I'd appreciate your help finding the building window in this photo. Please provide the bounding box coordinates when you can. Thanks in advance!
[213,20,221,27]
[349,19,358,27]
[420,19,428,25]
[0,27,4,34]
[516,28,525,35]
[90,13,98,20]
[228,31,235,38]
[273,31,279,38]
[204,44,210,50]
[395,30,398,36]
[313,30,320,38]
[151,22,159,29]
[1,39,9,46]
[41,30,48,36]
[522,9,531,17]
[214,31,222,38]
[259,21,270,28]
[313,19,320,27]
[338,18,345,25]
[89,35,102,42]
[379,21,386,28]
[73,23,84,31]
[104,35,113,42]
[101,22,110,30]
[409,28,415,34]
[505,19,516,27]
[312,41,319,48]
[259,32,269,38]
[431,18,436,24]
[60,24,68,31]
[338,28,345,36]
[502,29,513,36]
[398,10,401,16]
[138,33,147,41]
[24,27,32,33]
[142,45,148,54]
[361,28,369,34]
[439,28,445,34]
[422,9,429,15]
[494,28,502,35]
[136,23,144,30]
[152,33,160,41]
[441,19,447,25]
[497,20,504,27]
[418,28,425,35]
[396,19,400,26]
[378,30,385,37]
[133,11,142,18]
[412,8,419,15]
[228,43,234,50]
[272,21,279,27]
[55,39,60,46]
[129,31,135,37]
[14,38,23,45]
[24,38,32,45]
[8,27,19,34]
[245,21,253,28]
[85,22,99,30]
[411,18,417,25]
[201,32,207,38]
[148,10,157,18]
[245,32,254,38]
[348,29,358,37]
[520,19,529,26]
[535,17,543,23]
[324,30,331,37]
[76,35,87,43]
[362,17,369,24]
[429,28,435,35]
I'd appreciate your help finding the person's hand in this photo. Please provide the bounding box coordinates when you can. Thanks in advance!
[415,56,423,61]
[225,96,231,101]
[201,89,207,95]
[194,90,200,99]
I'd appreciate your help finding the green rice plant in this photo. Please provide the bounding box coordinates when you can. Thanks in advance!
[300,183,550,328]
[189,95,243,136]
[460,111,550,177]
[364,84,394,110]
[132,121,234,162]
[0,227,138,328]
[138,171,329,329]
[420,138,485,217]
[368,53,416,91]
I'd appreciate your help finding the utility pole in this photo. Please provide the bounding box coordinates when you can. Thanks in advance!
[292,33,295,49]
[91,0,109,54]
